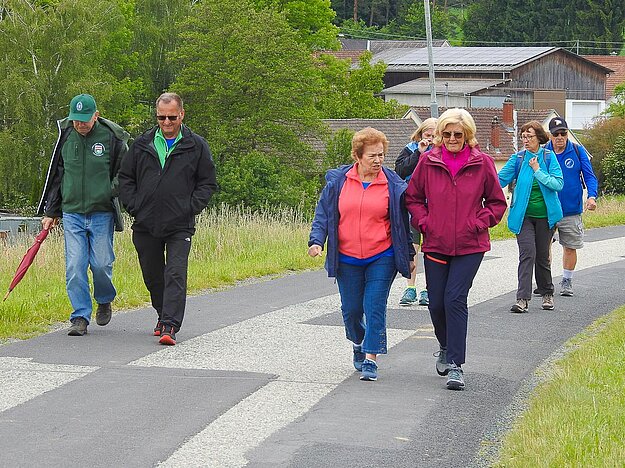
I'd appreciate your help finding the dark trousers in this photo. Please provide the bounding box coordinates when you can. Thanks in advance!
[132,230,192,331]
[424,251,484,366]
[516,217,554,300]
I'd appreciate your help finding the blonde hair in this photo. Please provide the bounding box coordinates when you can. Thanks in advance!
[351,127,389,161]
[432,108,478,148]
[411,117,438,141]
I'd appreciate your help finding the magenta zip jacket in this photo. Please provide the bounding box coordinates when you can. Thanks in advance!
[405,144,507,256]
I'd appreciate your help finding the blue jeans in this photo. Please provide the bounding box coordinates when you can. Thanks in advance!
[63,212,116,323]
[424,252,484,366]
[335,256,396,355]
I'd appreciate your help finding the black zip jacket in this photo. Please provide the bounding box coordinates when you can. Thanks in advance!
[118,125,217,237]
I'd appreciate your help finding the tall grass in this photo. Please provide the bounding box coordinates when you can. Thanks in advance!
[0,205,322,340]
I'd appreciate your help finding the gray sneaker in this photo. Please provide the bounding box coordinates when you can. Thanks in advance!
[68,317,88,336]
[96,302,112,326]
[446,364,465,390]
[560,278,573,296]
[510,298,529,313]
[434,347,450,376]
[542,294,555,310]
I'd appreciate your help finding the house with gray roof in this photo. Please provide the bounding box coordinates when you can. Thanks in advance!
[372,46,612,129]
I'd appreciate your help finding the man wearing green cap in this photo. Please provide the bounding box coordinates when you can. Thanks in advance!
[38,94,130,336]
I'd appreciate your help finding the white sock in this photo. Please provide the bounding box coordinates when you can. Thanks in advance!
[563,269,573,280]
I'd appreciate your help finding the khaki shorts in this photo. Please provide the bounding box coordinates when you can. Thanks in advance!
[556,214,584,249]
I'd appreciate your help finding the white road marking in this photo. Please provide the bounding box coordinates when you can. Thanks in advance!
[0,357,97,413]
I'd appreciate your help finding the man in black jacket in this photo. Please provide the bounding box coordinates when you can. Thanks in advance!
[119,92,217,345]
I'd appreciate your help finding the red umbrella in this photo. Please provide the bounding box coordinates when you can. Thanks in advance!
[3,228,49,301]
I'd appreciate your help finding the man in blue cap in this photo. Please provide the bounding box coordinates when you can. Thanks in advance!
[38,94,130,336]
[545,117,598,296]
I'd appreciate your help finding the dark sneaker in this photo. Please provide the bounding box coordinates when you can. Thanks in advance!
[360,359,378,381]
[95,302,112,326]
[159,325,176,345]
[510,299,529,313]
[68,317,88,336]
[533,288,541,296]
[153,320,163,337]
[353,344,365,371]
[418,290,429,306]
[542,294,555,310]
[446,364,465,390]
[399,288,417,306]
[560,278,573,296]
[434,347,450,376]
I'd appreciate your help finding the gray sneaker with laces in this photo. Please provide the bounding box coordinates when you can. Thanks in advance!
[446,364,465,390]
[542,294,555,310]
[434,347,450,376]
[560,278,573,296]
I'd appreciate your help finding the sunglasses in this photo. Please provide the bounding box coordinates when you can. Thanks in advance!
[442,131,464,139]
[551,130,567,137]
[156,115,179,121]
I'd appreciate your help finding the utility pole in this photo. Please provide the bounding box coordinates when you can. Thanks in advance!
[424,0,438,118]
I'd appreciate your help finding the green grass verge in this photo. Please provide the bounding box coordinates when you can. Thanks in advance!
[494,306,625,466]
[0,205,322,340]
[489,194,625,241]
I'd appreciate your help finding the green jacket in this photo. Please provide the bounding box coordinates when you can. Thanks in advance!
[38,117,130,231]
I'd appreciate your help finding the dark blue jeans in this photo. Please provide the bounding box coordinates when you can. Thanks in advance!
[335,256,396,355]
[424,251,484,366]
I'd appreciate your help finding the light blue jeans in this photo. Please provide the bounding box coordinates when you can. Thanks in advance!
[335,256,396,355]
[63,212,116,323]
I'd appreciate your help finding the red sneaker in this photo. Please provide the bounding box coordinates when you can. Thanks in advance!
[159,325,176,345]
[153,321,163,337]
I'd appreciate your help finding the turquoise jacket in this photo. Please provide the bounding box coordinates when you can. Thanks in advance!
[498,148,564,234]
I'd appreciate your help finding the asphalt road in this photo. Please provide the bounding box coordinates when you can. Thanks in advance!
[0,225,623,467]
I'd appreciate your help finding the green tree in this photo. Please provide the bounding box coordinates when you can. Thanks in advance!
[397,1,452,39]
[315,51,406,118]
[171,0,324,209]
[251,0,340,49]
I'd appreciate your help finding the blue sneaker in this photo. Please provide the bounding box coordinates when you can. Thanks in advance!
[360,359,378,381]
[353,344,365,371]
[418,290,429,306]
[399,287,417,306]
[446,364,465,390]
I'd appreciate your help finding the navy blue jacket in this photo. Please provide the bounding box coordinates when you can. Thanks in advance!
[308,165,414,278]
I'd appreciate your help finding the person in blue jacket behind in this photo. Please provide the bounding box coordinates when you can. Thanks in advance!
[544,117,598,297]
[498,121,563,313]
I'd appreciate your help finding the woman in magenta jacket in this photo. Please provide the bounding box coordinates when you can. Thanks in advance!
[405,108,507,390]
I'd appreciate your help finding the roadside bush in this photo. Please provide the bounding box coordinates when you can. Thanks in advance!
[580,117,625,190]
[601,134,625,195]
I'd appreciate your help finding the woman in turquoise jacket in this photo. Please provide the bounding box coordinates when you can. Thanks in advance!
[498,121,563,313]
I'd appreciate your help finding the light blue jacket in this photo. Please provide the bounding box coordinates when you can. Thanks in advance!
[498,148,564,234]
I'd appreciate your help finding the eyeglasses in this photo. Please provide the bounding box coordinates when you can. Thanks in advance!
[156,115,179,121]
[551,130,567,137]
[521,134,536,140]
[442,131,464,139]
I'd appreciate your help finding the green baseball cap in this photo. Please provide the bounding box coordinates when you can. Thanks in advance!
[68,94,97,122]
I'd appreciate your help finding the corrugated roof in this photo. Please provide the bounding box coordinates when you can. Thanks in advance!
[339,38,450,52]
[583,55,625,99]
[382,78,509,95]
[309,119,418,168]
[372,47,558,72]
